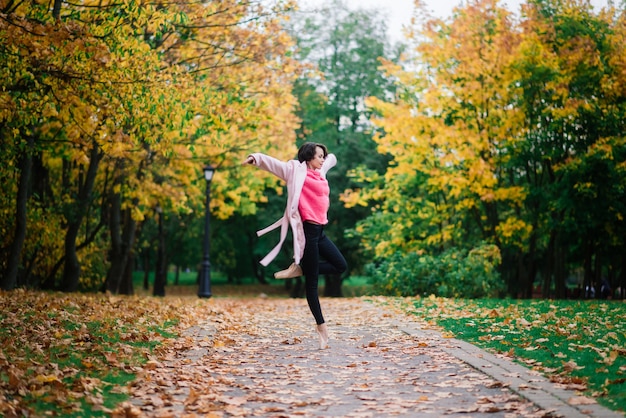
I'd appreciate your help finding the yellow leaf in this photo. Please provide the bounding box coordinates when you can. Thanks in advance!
[35,374,61,383]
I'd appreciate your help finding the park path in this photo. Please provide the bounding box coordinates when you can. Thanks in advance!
[119,297,611,418]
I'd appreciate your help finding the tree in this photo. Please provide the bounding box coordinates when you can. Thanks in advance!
[513,0,626,297]
[346,0,626,299]
[287,0,403,295]
[350,0,522,259]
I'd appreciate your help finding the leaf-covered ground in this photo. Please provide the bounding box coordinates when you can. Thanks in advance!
[0,289,213,417]
[2,290,622,417]
[120,297,558,417]
[389,296,626,414]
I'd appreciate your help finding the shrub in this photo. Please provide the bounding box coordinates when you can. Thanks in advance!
[367,244,504,298]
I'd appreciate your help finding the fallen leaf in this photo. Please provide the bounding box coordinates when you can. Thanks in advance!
[568,396,596,405]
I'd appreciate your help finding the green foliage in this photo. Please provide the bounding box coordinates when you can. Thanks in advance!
[401,297,626,413]
[367,244,504,298]
[348,0,626,298]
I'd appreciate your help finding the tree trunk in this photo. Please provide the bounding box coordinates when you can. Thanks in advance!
[613,253,626,300]
[106,188,124,293]
[61,237,81,292]
[515,260,529,299]
[116,209,137,293]
[503,251,518,297]
[583,239,594,298]
[143,250,150,290]
[524,232,537,299]
[2,136,33,290]
[106,186,137,294]
[118,250,135,295]
[554,234,567,299]
[248,231,268,284]
[52,0,62,19]
[61,141,102,292]
[543,231,555,299]
[153,209,166,296]
[593,248,602,298]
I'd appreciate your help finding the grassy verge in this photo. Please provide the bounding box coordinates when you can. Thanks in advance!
[392,296,626,414]
[0,289,210,417]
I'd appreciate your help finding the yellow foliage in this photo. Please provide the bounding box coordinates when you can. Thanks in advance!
[340,188,369,208]
[346,0,532,255]
[496,217,532,249]
[0,0,303,284]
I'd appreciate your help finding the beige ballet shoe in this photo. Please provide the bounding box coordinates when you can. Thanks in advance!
[274,263,303,279]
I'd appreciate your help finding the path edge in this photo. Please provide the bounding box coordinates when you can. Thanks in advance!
[394,319,624,418]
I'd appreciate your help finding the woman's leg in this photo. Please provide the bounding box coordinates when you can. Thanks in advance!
[301,224,346,349]
[301,223,324,325]
[317,230,347,276]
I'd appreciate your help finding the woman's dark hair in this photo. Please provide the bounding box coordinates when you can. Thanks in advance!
[297,142,328,163]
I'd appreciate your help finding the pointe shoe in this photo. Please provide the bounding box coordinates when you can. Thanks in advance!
[316,323,329,350]
[274,263,302,279]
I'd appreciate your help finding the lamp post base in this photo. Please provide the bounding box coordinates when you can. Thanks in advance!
[198,260,212,298]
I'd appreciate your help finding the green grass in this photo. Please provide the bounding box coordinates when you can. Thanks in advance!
[400,297,626,414]
[132,270,373,297]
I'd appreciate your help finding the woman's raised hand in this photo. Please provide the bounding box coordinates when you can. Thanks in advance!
[242,156,255,165]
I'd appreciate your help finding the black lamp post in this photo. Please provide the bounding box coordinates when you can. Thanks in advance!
[198,164,215,298]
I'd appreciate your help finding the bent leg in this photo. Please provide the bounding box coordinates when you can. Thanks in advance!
[318,231,347,276]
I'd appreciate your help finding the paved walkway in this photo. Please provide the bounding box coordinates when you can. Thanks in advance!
[128,297,624,417]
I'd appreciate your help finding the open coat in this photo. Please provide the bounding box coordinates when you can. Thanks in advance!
[250,152,337,266]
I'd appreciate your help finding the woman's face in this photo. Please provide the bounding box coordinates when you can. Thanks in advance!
[307,146,325,170]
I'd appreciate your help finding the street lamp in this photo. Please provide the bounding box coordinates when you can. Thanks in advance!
[198,164,215,298]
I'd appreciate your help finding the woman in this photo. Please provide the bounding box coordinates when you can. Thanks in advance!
[242,142,347,349]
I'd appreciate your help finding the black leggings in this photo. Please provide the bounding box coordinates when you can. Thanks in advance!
[301,222,347,325]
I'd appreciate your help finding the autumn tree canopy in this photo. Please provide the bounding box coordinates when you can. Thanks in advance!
[0,0,303,291]
[347,0,626,298]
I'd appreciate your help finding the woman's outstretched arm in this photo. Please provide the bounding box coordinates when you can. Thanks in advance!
[242,153,293,182]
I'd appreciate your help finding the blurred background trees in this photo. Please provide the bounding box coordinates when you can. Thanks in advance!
[1,0,625,300]
[349,0,626,299]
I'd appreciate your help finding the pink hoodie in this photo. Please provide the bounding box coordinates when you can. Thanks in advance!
[250,152,337,266]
